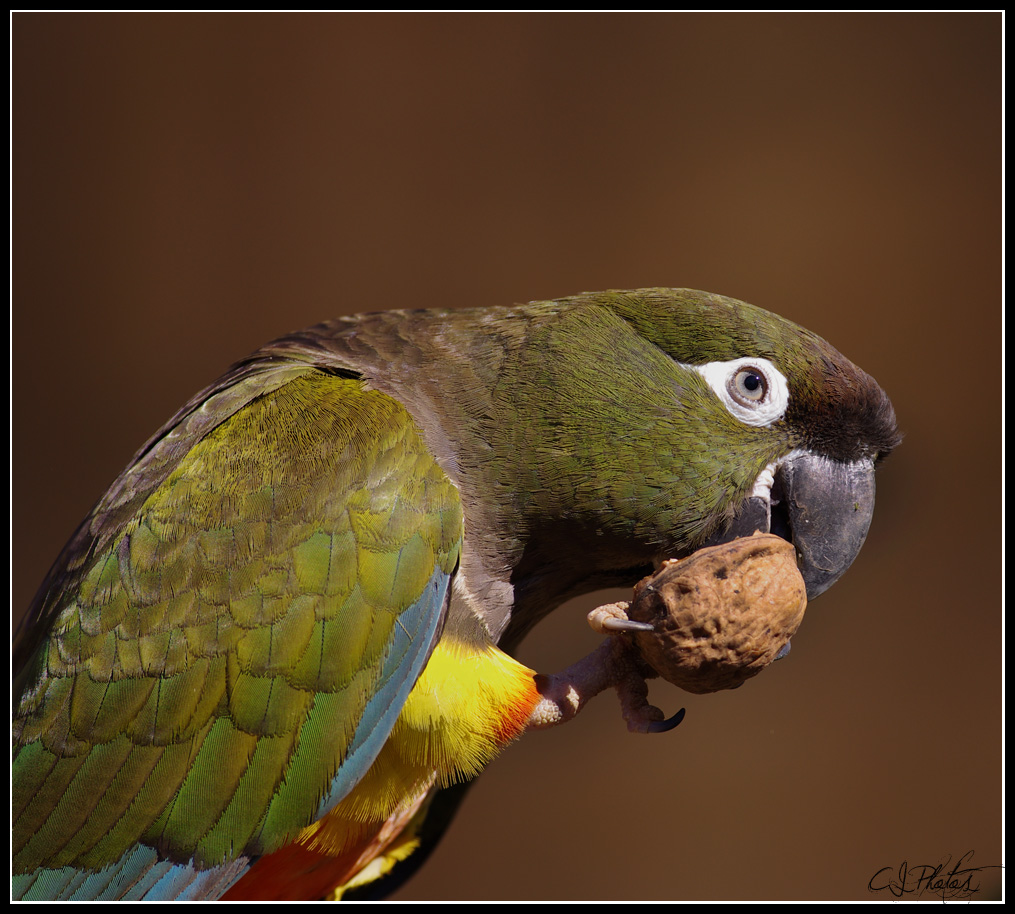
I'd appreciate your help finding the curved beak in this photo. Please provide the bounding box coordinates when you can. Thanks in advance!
[773,453,876,598]
[706,453,877,600]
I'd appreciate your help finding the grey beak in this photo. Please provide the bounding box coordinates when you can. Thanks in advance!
[774,453,877,599]
[706,453,877,600]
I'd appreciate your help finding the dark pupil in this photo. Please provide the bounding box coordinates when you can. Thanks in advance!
[743,372,762,392]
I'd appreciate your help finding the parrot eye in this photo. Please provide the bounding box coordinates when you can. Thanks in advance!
[687,357,790,428]
[730,368,767,405]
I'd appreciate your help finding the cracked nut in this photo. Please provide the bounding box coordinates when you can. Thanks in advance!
[627,533,807,694]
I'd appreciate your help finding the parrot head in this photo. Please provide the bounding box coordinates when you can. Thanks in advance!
[463,288,900,646]
[608,288,900,592]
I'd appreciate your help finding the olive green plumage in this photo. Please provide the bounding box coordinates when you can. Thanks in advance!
[13,288,899,900]
[14,371,462,888]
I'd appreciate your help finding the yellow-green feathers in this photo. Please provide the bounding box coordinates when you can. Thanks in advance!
[14,371,466,896]
[295,636,538,851]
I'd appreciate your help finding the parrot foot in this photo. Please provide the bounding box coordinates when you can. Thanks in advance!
[584,602,685,732]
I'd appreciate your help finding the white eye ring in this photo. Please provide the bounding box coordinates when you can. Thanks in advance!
[687,357,790,427]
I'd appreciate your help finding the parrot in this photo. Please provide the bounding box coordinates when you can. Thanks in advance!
[12,288,900,901]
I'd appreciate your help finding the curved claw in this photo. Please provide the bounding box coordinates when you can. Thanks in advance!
[600,617,655,633]
[645,707,686,733]
[774,640,792,661]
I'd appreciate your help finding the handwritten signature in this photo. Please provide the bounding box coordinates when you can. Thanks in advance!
[868,850,1001,900]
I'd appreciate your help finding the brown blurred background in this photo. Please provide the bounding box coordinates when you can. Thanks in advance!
[12,13,1001,901]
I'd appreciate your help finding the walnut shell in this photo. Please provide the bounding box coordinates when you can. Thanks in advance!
[628,533,807,694]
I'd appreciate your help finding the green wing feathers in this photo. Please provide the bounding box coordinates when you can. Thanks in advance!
[13,370,463,887]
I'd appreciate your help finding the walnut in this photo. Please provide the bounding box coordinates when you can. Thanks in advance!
[627,533,807,694]
[531,534,810,734]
